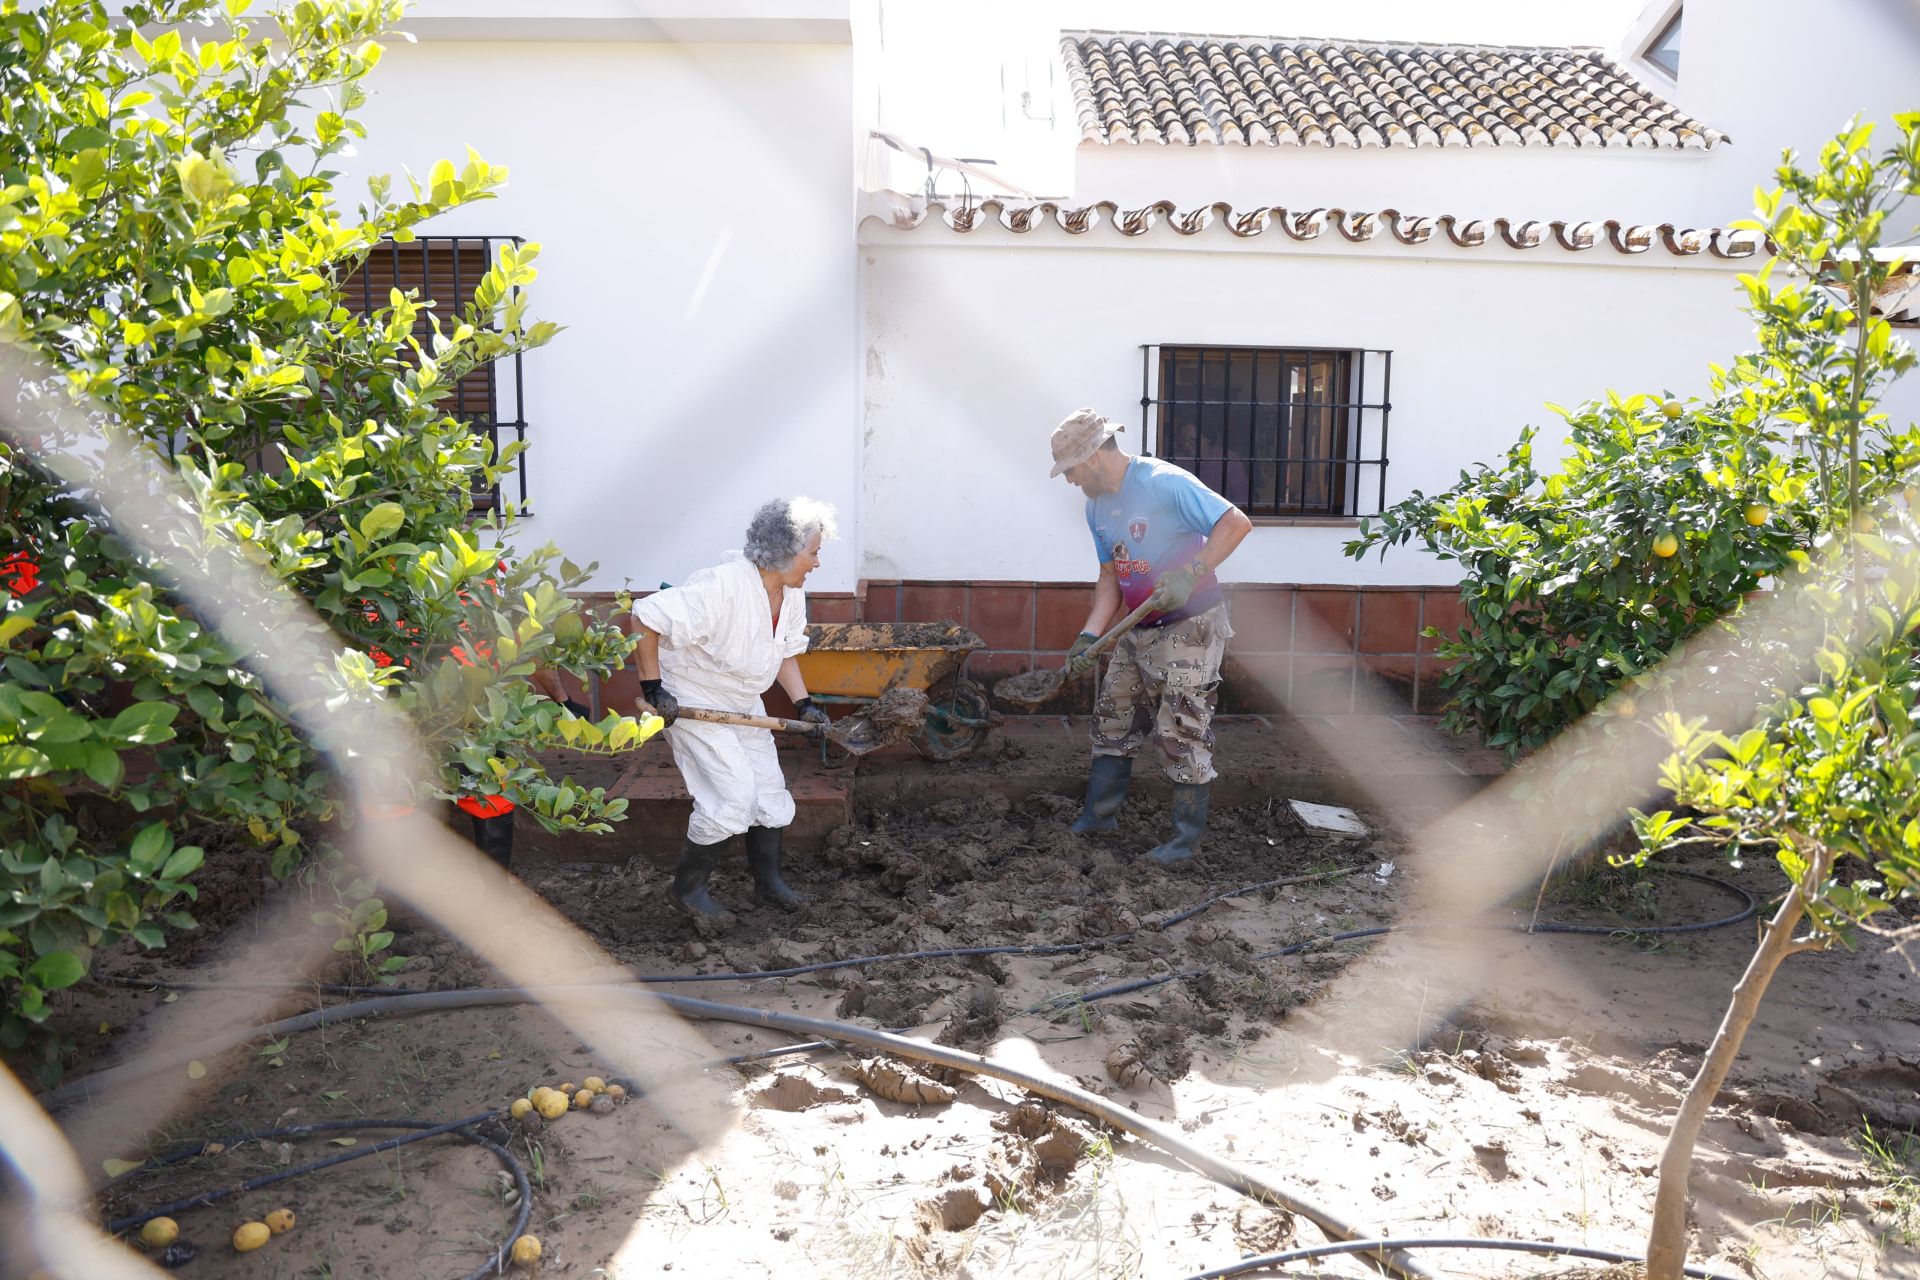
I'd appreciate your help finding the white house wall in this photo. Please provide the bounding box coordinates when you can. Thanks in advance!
[329,38,860,593]
[1621,0,1920,225]
[858,223,1920,588]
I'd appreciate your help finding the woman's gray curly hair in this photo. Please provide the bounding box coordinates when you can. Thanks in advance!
[743,496,839,571]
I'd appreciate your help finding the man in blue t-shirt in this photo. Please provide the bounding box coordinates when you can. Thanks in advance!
[1047,407,1252,863]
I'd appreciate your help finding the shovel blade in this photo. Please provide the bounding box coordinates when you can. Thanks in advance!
[824,716,887,755]
[991,666,1068,710]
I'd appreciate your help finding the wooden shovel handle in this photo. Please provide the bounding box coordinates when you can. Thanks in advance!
[675,705,821,735]
[1068,596,1160,673]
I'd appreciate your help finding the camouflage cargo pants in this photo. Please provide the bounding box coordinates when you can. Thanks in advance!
[1090,603,1232,784]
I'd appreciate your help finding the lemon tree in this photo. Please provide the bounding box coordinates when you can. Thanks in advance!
[1627,117,1920,1280]
[0,0,657,1077]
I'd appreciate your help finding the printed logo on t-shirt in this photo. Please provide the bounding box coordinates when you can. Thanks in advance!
[1112,541,1152,578]
[1128,516,1149,543]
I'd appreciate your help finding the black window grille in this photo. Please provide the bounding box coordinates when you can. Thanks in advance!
[344,235,529,513]
[1140,344,1392,518]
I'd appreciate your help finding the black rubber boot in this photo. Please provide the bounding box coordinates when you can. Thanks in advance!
[1070,755,1133,834]
[745,825,808,912]
[1145,782,1211,865]
[469,811,514,870]
[671,837,734,917]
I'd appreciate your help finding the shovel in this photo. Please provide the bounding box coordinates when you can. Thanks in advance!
[675,705,890,755]
[992,595,1159,710]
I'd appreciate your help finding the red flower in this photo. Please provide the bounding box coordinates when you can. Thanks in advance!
[1,552,40,597]
[455,793,515,818]
[370,647,394,668]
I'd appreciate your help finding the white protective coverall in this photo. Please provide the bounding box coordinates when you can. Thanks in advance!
[633,555,810,846]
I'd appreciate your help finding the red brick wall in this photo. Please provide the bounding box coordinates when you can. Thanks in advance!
[570,582,1465,717]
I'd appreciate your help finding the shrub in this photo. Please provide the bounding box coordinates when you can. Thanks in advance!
[0,0,655,1077]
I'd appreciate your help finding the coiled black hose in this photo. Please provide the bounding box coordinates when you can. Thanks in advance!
[57,986,1436,1280]
[1178,1234,1742,1280]
[102,1113,531,1280]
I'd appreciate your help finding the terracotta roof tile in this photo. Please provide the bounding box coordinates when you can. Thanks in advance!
[1062,32,1726,150]
[862,194,1763,260]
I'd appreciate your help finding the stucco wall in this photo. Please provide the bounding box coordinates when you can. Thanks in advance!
[1618,0,1920,226]
[328,38,861,593]
[858,219,1920,587]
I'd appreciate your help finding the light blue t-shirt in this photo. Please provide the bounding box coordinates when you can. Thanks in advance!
[1086,457,1233,625]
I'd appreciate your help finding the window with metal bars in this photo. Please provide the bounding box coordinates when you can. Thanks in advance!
[343,236,530,512]
[1140,344,1392,518]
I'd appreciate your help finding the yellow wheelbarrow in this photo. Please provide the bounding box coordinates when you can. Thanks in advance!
[797,622,996,761]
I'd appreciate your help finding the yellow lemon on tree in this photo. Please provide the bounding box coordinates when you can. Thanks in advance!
[265,1208,295,1235]
[552,612,585,642]
[536,1090,569,1120]
[232,1222,271,1253]
[1744,503,1770,527]
[139,1217,179,1248]
[573,1088,596,1110]
[1661,399,1684,419]
[510,1097,534,1119]
[512,1234,543,1267]
[583,1076,606,1093]
[1651,532,1680,559]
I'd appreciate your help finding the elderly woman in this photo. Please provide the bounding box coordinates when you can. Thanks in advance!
[632,497,837,917]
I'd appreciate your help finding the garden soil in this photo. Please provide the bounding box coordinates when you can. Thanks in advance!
[16,787,1920,1280]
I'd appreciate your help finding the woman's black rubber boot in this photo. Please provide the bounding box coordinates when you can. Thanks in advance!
[745,825,808,911]
[671,837,734,917]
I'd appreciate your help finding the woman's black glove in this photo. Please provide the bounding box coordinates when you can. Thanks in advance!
[640,679,679,726]
[793,697,832,731]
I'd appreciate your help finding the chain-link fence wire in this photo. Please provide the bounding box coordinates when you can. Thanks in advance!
[3,258,1914,1278]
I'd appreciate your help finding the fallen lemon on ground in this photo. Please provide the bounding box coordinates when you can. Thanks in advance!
[557,1081,576,1095]
[510,1097,533,1119]
[233,1222,271,1252]
[604,1084,627,1100]
[1744,503,1770,526]
[139,1217,179,1248]
[536,1090,568,1120]
[512,1234,542,1267]
[265,1208,295,1235]
[1652,532,1680,558]
[573,1088,595,1110]
[583,1076,606,1092]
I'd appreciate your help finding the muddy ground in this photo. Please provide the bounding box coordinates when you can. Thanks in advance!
[10,783,1920,1280]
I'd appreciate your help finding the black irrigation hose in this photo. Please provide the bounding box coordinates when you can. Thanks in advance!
[49,985,1435,1280]
[1178,1235,1744,1280]
[1024,867,1759,1017]
[102,1114,532,1280]
[94,867,1362,1001]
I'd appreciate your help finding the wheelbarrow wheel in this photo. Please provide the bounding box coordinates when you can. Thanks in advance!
[912,678,993,761]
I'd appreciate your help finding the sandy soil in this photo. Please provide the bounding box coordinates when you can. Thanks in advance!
[14,790,1920,1280]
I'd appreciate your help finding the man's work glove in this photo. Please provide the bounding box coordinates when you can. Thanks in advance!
[1065,631,1101,676]
[793,697,832,733]
[1144,564,1203,615]
[639,679,679,727]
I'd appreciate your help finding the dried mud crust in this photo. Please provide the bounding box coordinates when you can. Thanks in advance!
[520,794,1396,1087]
[807,622,981,651]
